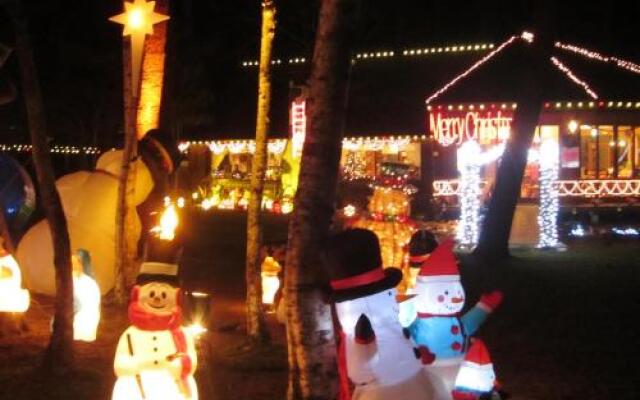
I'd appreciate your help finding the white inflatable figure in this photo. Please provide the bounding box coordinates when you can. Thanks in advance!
[328,229,434,400]
[16,150,153,295]
[408,240,503,400]
[0,243,30,313]
[456,141,504,248]
[112,262,198,400]
[451,339,499,400]
[72,249,101,342]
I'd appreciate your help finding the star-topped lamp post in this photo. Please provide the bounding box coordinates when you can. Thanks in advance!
[109,0,169,98]
[109,0,169,305]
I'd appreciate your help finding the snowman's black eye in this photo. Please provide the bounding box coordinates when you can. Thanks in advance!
[388,291,392,296]
[445,291,449,295]
[150,290,156,298]
[161,292,167,299]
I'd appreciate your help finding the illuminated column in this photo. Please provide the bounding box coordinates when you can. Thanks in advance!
[136,0,169,139]
[537,140,560,248]
[456,141,482,247]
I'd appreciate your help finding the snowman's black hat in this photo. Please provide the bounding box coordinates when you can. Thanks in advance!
[326,229,402,302]
[137,235,183,287]
[408,229,438,268]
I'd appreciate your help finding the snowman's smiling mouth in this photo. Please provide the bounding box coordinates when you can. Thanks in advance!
[149,303,166,309]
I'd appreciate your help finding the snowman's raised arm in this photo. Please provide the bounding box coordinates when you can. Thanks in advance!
[461,291,503,336]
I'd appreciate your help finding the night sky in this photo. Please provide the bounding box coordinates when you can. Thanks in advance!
[0,0,638,146]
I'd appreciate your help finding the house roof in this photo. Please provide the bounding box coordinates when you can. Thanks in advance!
[186,34,640,141]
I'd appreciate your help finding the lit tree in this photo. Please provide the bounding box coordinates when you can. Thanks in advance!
[6,0,74,372]
[110,0,170,303]
[284,0,360,399]
[246,0,276,344]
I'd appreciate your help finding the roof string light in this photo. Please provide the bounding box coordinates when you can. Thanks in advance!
[555,42,640,75]
[550,56,599,99]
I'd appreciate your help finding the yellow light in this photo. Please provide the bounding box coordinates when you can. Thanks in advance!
[153,204,178,240]
[568,120,578,134]
[261,257,281,308]
[343,204,357,218]
[177,197,185,208]
[185,323,207,338]
[0,253,30,313]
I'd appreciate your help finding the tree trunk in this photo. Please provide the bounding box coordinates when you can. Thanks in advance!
[114,35,139,304]
[245,0,276,344]
[8,0,74,372]
[284,1,360,399]
[474,39,554,262]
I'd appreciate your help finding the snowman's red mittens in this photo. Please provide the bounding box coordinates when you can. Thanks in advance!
[478,290,503,312]
[354,314,376,345]
[414,345,436,365]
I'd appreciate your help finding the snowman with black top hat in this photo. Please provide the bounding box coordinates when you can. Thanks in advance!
[328,228,435,400]
[112,233,197,400]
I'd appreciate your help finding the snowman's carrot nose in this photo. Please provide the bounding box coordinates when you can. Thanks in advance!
[451,297,463,303]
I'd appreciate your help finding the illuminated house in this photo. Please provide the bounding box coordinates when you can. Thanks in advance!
[178,33,640,213]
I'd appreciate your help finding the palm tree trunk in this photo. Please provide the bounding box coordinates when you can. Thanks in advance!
[8,0,74,372]
[114,34,139,304]
[474,38,554,263]
[284,1,360,398]
[246,0,276,344]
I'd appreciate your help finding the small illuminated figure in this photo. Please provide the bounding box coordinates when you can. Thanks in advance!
[72,249,101,342]
[0,244,30,313]
[452,339,500,400]
[112,262,198,400]
[261,255,281,311]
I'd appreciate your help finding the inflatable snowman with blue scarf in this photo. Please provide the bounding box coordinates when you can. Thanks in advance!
[408,239,502,400]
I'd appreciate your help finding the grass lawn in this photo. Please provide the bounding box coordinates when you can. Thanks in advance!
[1,211,638,399]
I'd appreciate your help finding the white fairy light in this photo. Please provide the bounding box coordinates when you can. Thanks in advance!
[537,140,560,248]
[550,56,599,99]
[456,141,504,247]
[555,41,640,75]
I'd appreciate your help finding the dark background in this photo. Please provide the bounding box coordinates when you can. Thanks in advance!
[0,0,638,147]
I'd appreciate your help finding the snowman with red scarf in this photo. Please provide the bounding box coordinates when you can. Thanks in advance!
[328,229,435,400]
[112,241,197,400]
[407,239,502,400]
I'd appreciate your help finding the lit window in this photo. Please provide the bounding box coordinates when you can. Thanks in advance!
[617,126,633,178]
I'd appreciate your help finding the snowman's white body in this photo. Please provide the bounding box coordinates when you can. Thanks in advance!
[336,289,434,400]
[112,326,198,400]
[72,273,101,342]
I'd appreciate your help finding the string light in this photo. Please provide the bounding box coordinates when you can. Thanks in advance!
[426,35,519,104]
[433,178,640,198]
[455,141,505,247]
[555,41,640,75]
[0,144,101,155]
[550,56,599,99]
[537,140,560,248]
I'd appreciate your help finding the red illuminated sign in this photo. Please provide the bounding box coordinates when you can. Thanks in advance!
[429,109,513,146]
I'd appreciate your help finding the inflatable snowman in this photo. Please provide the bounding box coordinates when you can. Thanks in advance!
[0,242,30,313]
[71,249,101,342]
[451,339,500,400]
[16,150,153,295]
[112,259,198,400]
[408,239,502,400]
[328,229,434,400]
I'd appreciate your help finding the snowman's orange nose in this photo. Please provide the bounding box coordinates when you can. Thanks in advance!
[451,297,463,304]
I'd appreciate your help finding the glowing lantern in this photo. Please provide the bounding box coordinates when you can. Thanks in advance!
[152,204,178,241]
[568,120,578,134]
[0,250,30,313]
[260,256,281,310]
[72,249,101,342]
[280,198,294,214]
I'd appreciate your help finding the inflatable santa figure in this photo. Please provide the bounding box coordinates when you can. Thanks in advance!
[451,339,499,400]
[408,239,502,399]
[71,249,101,342]
[112,240,197,400]
[328,229,434,400]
